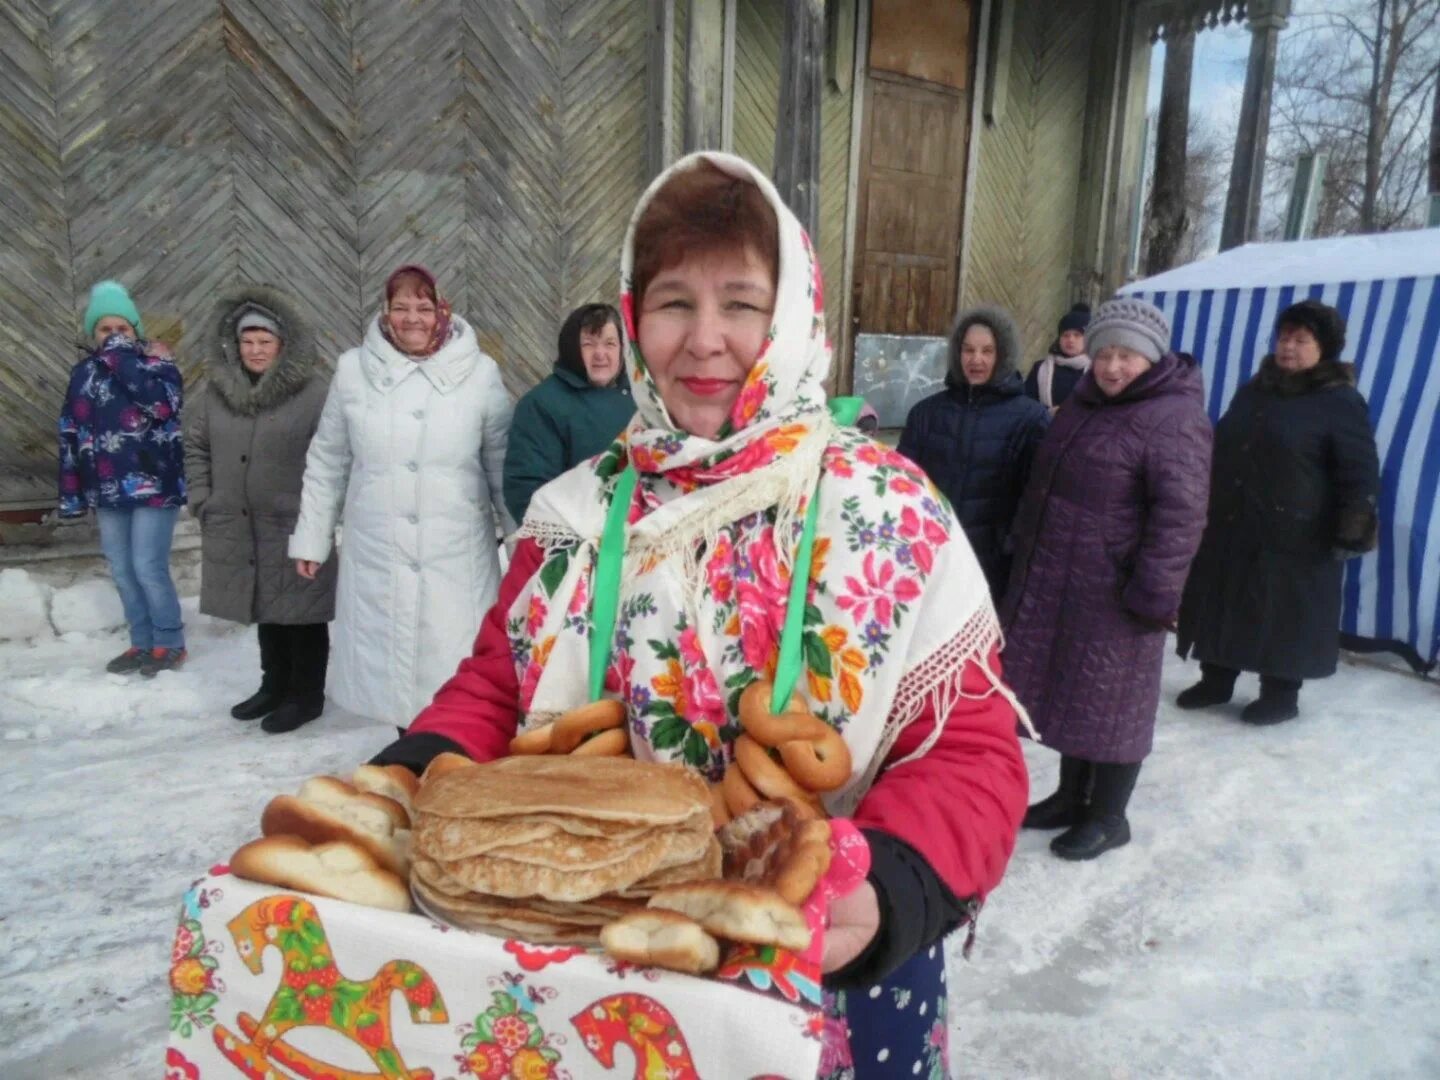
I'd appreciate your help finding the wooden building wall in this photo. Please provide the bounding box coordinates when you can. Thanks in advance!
[731,0,855,358]
[961,1,1098,361]
[0,0,649,508]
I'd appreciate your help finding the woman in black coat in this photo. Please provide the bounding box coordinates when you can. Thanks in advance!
[898,305,1050,596]
[1176,300,1380,724]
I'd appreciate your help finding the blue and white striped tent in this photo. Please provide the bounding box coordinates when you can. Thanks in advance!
[1122,229,1440,672]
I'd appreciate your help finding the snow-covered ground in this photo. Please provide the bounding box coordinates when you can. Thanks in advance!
[1,568,1437,1078]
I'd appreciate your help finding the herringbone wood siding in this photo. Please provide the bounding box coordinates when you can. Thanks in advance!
[962,3,1095,362]
[0,0,649,505]
[732,0,853,362]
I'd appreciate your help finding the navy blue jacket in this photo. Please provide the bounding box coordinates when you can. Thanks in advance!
[899,371,1050,596]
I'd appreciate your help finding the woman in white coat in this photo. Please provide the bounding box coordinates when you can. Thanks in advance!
[290,265,513,728]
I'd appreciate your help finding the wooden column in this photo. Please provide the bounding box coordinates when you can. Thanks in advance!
[1220,0,1291,251]
[773,0,825,237]
[1145,28,1195,274]
[646,0,676,178]
[685,0,725,151]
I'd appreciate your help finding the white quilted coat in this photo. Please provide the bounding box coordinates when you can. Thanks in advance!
[289,316,513,725]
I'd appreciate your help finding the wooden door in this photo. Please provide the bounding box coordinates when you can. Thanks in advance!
[852,0,973,338]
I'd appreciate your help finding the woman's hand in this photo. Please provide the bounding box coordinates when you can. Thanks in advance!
[821,881,880,973]
[295,559,321,579]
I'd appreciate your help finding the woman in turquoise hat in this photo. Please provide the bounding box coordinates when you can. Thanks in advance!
[58,280,189,676]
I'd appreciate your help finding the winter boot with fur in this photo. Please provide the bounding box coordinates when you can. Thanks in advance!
[1051,762,1141,861]
[1176,663,1239,710]
[1241,676,1301,726]
[1023,755,1092,829]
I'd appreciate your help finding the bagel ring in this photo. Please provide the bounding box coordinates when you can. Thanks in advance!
[550,700,626,754]
[734,736,824,815]
[570,727,630,757]
[777,729,851,792]
[739,680,852,792]
[722,762,763,818]
[508,721,554,756]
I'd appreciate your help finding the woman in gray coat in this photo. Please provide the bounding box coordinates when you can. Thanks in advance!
[186,288,338,733]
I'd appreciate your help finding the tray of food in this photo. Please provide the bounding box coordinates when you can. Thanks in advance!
[164,696,869,1079]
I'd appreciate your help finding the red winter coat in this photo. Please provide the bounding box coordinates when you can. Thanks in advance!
[408,538,1028,905]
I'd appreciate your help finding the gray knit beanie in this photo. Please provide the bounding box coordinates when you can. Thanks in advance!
[1086,296,1170,364]
[235,304,283,340]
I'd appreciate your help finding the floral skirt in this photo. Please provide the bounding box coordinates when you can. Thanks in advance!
[818,941,948,1079]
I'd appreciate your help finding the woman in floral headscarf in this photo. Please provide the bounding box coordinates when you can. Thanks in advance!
[369,155,1027,1076]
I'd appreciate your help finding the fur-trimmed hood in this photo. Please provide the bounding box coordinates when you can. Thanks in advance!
[946,305,1022,389]
[209,286,320,415]
[1255,355,1357,398]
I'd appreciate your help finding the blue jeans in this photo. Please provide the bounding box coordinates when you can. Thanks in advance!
[96,507,184,650]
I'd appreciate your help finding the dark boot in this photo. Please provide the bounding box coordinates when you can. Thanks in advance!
[1241,676,1301,725]
[1023,756,1092,829]
[1176,662,1239,710]
[262,691,325,733]
[1051,762,1141,861]
[105,647,147,675]
[139,647,188,678]
[261,625,329,734]
[233,624,286,720]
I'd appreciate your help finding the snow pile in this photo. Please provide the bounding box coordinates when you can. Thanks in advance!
[49,578,127,635]
[0,568,53,642]
[0,612,1437,1078]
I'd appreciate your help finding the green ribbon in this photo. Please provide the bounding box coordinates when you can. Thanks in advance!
[588,397,866,706]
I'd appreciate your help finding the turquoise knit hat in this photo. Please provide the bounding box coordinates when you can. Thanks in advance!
[83,280,144,339]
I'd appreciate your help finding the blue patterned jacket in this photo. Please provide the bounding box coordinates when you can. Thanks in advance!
[58,335,186,516]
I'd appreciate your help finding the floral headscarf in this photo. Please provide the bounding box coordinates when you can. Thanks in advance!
[516,153,1004,812]
[380,264,454,357]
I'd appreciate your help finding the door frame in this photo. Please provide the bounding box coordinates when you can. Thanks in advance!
[842,0,983,390]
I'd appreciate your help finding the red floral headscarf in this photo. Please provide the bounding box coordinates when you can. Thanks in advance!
[380,264,453,357]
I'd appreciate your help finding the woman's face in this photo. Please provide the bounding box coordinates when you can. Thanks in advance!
[239,330,281,374]
[959,324,998,385]
[1274,325,1322,372]
[1092,345,1152,397]
[93,316,135,345]
[637,245,775,439]
[387,286,438,354]
[580,320,623,386]
[1059,329,1086,357]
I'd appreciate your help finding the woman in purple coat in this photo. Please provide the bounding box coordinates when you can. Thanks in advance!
[1000,297,1211,860]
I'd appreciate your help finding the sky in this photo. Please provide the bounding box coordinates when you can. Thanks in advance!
[1145,23,1252,257]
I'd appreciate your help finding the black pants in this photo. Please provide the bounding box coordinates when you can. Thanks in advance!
[257,622,329,698]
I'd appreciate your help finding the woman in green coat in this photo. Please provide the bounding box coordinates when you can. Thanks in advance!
[502,304,635,524]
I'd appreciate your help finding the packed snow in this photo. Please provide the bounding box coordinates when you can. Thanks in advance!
[1,565,1436,1078]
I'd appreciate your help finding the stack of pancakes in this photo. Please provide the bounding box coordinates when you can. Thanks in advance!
[410,755,720,944]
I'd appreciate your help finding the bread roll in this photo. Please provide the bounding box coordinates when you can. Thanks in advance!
[600,909,720,974]
[351,764,420,818]
[647,881,810,951]
[230,835,411,912]
[260,777,410,876]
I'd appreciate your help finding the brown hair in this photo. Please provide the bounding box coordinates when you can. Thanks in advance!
[632,161,779,305]
[386,268,438,305]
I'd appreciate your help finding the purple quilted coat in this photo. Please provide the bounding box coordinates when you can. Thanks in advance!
[999,353,1212,763]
